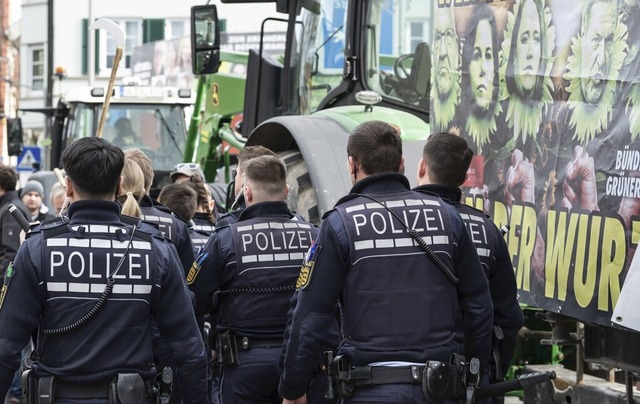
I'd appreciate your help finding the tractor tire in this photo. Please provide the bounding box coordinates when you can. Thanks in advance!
[208,182,229,213]
[279,150,320,225]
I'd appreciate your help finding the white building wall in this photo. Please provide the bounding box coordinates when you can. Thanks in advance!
[19,0,281,134]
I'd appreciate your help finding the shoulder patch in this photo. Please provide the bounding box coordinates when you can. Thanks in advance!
[296,242,317,290]
[187,252,209,285]
[0,263,15,310]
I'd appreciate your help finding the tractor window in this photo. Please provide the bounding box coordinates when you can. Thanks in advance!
[294,0,349,114]
[99,104,187,172]
[67,103,188,172]
[67,103,96,147]
[365,0,431,110]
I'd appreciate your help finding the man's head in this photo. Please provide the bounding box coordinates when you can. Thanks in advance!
[433,6,460,100]
[124,148,154,194]
[234,146,277,197]
[158,183,198,222]
[0,166,18,195]
[462,4,499,114]
[114,117,138,146]
[61,137,124,201]
[417,132,473,187]
[115,117,134,136]
[242,155,288,206]
[346,121,403,184]
[507,0,546,99]
[580,0,618,104]
[21,180,45,216]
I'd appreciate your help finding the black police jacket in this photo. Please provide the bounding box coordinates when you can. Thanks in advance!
[139,194,195,275]
[278,173,494,400]
[192,212,216,235]
[188,201,317,340]
[188,222,211,256]
[216,194,246,228]
[0,200,209,403]
[414,184,524,373]
[0,191,29,279]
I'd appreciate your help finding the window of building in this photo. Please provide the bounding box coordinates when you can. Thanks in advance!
[30,46,45,91]
[167,19,189,39]
[408,20,430,53]
[105,20,142,69]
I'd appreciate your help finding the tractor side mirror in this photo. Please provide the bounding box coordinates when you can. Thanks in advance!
[191,5,221,75]
[6,117,23,156]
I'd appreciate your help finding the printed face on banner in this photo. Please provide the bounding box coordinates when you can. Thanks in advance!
[434,7,459,99]
[514,0,542,95]
[580,1,618,105]
[469,20,495,111]
[431,0,640,328]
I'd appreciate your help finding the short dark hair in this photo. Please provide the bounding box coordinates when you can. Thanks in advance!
[347,121,402,175]
[158,183,198,222]
[461,3,499,117]
[242,155,287,197]
[505,0,547,100]
[237,145,277,166]
[0,167,18,192]
[61,137,124,198]
[422,133,474,187]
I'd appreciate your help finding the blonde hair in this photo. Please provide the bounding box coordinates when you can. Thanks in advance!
[118,158,145,218]
[123,148,154,193]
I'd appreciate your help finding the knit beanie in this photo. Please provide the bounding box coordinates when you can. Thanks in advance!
[21,180,44,198]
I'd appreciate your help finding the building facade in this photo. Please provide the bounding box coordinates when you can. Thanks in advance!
[18,0,279,162]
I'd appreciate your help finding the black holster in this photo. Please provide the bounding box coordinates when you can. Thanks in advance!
[325,354,354,398]
[216,330,240,367]
[421,354,467,403]
[154,366,173,404]
[491,325,504,383]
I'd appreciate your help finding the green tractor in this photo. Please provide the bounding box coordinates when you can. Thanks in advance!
[187,1,640,402]
[186,0,433,223]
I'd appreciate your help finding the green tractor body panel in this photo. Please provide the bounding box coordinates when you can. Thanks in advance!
[313,105,430,141]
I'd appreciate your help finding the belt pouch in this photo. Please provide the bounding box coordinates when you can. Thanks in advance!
[21,369,37,404]
[37,376,55,404]
[113,373,146,404]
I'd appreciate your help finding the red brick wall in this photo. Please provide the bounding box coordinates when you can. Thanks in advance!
[0,0,8,116]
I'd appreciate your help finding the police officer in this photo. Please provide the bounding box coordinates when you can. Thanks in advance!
[415,132,524,402]
[188,155,318,403]
[279,121,494,404]
[216,145,277,227]
[0,138,209,403]
[123,149,195,275]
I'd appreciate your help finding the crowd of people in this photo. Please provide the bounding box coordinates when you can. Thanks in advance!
[0,121,523,404]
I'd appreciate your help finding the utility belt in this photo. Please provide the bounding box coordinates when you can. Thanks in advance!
[216,330,282,367]
[22,370,153,404]
[324,352,480,402]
